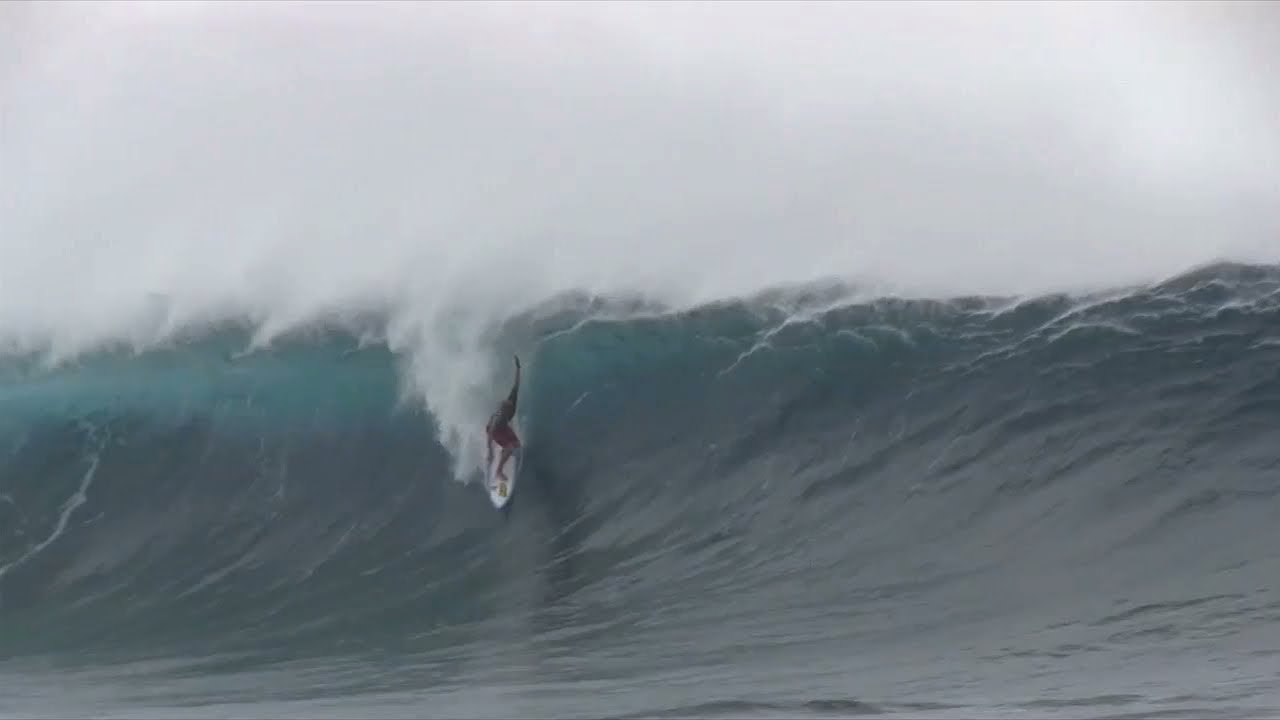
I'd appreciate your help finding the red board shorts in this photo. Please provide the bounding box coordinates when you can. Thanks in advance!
[491,424,520,450]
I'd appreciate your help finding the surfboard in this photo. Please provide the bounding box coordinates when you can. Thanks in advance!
[485,433,520,510]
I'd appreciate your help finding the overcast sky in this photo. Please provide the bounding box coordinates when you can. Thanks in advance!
[2,0,1277,343]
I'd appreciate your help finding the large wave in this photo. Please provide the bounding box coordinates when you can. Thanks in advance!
[1,263,1277,683]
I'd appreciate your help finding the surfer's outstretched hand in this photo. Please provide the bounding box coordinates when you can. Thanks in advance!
[514,355,521,369]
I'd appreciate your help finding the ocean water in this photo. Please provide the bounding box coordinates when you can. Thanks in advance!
[0,262,1278,718]
[5,2,1280,717]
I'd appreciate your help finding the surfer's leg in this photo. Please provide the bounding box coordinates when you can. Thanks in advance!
[496,446,513,481]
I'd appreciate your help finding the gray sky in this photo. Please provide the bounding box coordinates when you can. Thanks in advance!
[2,0,1277,347]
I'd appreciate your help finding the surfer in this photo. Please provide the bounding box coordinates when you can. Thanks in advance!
[486,355,521,484]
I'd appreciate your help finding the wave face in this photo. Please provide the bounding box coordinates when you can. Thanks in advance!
[1,262,1280,718]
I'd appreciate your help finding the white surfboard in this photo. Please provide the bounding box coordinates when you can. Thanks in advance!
[485,434,521,510]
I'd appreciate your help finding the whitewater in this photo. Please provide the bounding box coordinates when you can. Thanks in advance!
[2,2,1279,718]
